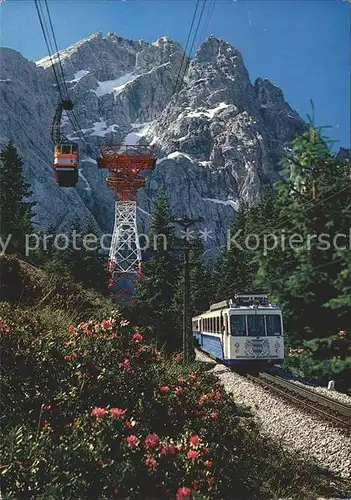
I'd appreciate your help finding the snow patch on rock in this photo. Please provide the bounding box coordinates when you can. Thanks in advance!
[202,197,239,210]
[186,102,230,119]
[123,123,151,145]
[93,73,136,97]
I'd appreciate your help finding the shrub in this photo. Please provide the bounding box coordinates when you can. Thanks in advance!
[0,306,339,499]
[284,331,351,393]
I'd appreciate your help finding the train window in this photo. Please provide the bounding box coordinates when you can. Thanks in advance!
[217,317,220,333]
[265,315,282,336]
[247,315,265,336]
[71,144,78,154]
[230,315,246,336]
[62,145,71,154]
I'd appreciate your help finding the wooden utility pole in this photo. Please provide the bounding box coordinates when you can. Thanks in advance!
[171,216,204,362]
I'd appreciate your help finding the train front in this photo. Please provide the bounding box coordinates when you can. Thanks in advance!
[228,294,284,368]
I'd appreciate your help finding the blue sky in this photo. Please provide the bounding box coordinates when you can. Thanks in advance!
[1,0,350,149]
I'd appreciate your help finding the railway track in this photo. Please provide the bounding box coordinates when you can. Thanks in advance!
[195,348,351,430]
[247,372,351,431]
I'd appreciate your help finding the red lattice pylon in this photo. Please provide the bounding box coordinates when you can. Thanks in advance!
[98,145,156,301]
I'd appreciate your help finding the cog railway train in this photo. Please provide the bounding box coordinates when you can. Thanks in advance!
[192,293,284,369]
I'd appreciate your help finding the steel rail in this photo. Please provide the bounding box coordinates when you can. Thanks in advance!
[247,372,351,430]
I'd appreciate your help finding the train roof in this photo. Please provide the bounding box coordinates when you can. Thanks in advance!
[193,294,280,317]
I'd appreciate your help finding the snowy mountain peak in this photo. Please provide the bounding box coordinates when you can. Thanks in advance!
[152,36,181,48]
[1,33,308,251]
[195,36,244,64]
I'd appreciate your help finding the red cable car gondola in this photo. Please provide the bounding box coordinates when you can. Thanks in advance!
[54,142,79,187]
[52,99,80,188]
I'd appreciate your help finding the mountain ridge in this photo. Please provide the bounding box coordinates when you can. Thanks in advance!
[1,32,313,249]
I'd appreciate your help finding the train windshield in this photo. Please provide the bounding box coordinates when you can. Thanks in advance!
[230,315,246,336]
[247,315,265,336]
[266,315,282,336]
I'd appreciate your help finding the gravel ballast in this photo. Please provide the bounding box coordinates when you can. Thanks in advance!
[291,378,351,406]
[195,350,351,481]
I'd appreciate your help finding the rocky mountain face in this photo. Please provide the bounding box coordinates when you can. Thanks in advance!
[0,32,308,251]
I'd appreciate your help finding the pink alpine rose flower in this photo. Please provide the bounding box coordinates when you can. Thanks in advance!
[176,487,192,500]
[192,480,200,490]
[211,411,218,420]
[207,477,215,489]
[126,435,139,449]
[101,319,113,330]
[186,450,199,460]
[145,454,158,469]
[188,434,200,446]
[144,433,160,449]
[110,408,127,419]
[161,444,176,455]
[132,332,143,344]
[160,386,170,393]
[91,407,106,419]
[175,353,183,363]
[120,359,131,370]
[67,324,75,333]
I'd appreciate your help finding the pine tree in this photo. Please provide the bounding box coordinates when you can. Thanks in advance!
[135,188,181,350]
[189,235,213,315]
[172,234,213,339]
[0,141,35,254]
[44,218,107,292]
[258,125,350,341]
[79,218,106,292]
[216,202,257,300]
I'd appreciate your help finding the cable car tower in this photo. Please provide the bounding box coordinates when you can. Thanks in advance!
[98,145,156,301]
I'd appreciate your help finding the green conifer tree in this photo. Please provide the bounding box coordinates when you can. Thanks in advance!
[172,234,213,348]
[79,219,106,292]
[258,125,350,341]
[136,188,181,350]
[216,202,256,300]
[0,141,35,254]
